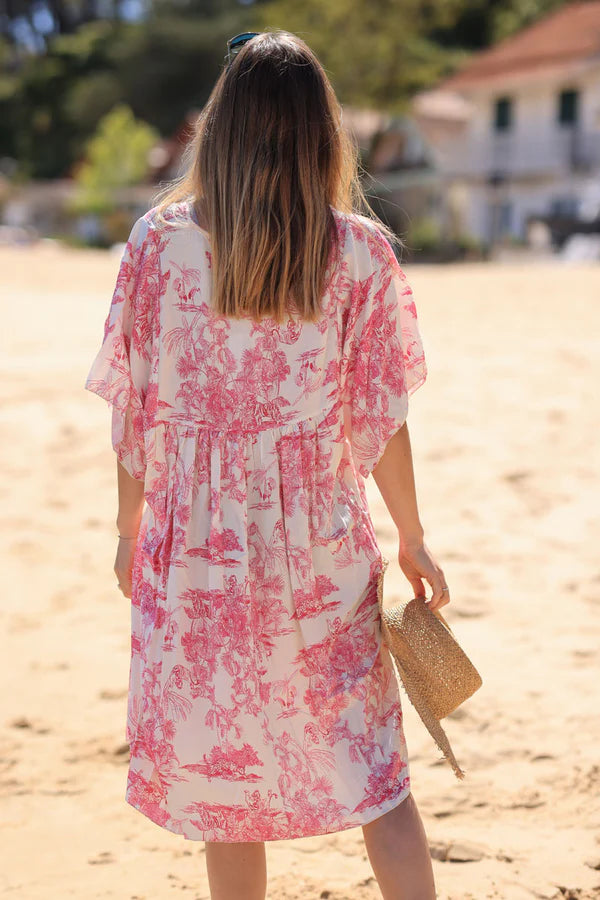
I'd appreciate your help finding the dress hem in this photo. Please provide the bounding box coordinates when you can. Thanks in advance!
[124,776,412,843]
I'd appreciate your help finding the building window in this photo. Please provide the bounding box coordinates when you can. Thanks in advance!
[549,196,579,218]
[498,201,513,234]
[494,97,512,131]
[558,89,579,126]
[487,198,513,242]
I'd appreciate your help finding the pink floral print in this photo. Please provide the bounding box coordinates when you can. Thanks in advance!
[84,199,427,841]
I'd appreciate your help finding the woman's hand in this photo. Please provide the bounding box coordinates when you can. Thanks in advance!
[397,538,450,612]
[114,536,137,599]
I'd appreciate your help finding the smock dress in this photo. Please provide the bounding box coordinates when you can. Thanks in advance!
[84,198,427,842]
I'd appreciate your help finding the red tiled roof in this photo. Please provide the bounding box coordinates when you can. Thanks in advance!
[441,1,600,88]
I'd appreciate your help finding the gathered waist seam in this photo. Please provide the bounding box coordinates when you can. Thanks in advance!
[148,398,343,436]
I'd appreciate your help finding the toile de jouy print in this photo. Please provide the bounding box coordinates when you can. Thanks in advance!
[84,198,427,842]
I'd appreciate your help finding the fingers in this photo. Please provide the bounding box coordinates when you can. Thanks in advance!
[427,570,450,611]
[397,545,451,611]
[114,568,132,598]
[114,537,138,599]
[408,575,426,599]
[113,561,131,600]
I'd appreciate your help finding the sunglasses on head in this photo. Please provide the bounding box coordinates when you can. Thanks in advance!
[225,32,259,66]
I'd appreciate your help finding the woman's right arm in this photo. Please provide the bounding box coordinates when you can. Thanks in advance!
[372,421,450,612]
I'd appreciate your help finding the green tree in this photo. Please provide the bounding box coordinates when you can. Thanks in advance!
[70,102,159,214]
[490,0,566,42]
[1,10,253,178]
[254,0,466,112]
[0,0,575,180]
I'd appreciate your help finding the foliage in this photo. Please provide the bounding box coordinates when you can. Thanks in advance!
[254,0,466,113]
[403,216,487,261]
[489,0,566,42]
[406,215,443,254]
[0,8,253,179]
[0,0,575,180]
[69,103,159,215]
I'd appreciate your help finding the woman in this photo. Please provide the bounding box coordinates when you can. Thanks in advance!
[84,29,449,900]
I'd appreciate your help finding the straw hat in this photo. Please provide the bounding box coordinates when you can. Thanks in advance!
[377,556,483,780]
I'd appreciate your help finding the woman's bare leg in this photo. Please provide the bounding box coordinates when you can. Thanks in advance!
[362,792,437,899]
[204,840,267,900]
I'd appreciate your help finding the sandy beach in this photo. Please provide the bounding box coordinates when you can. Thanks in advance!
[2,240,599,899]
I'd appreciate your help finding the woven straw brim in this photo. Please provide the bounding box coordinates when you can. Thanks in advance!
[377,557,482,781]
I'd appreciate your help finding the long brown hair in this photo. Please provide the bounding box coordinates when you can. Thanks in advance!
[152,29,400,323]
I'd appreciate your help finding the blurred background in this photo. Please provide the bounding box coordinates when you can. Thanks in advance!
[2,0,600,260]
[2,4,600,899]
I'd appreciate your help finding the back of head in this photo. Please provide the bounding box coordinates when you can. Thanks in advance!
[154,29,397,323]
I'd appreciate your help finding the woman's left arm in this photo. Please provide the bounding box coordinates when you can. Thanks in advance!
[114,459,145,598]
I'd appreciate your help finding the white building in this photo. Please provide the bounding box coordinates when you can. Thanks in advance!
[411,0,600,245]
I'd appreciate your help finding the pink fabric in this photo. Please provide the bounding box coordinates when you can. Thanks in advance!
[84,199,427,841]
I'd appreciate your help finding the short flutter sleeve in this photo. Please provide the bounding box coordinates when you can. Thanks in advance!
[84,216,154,481]
[340,224,427,480]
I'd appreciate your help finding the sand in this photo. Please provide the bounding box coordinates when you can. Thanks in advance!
[1,240,599,899]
